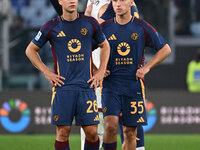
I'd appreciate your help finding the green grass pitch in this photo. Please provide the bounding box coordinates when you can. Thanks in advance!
[0,134,200,150]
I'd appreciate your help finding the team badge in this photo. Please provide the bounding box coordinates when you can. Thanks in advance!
[103,107,107,113]
[68,39,82,53]
[117,42,130,56]
[80,28,88,36]
[53,115,59,122]
[131,33,139,40]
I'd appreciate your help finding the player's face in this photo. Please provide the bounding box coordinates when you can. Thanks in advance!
[58,0,78,13]
[112,0,132,16]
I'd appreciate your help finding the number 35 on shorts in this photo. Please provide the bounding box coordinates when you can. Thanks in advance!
[86,100,98,113]
[130,101,144,114]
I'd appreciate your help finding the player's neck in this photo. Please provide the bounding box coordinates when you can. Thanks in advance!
[116,12,132,25]
[62,11,78,21]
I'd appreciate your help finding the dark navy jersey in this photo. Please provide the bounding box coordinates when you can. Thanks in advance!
[32,14,105,91]
[101,2,139,20]
[101,17,167,96]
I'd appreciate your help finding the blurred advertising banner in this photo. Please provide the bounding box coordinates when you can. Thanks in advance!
[0,91,55,134]
[0,90,200,134]
[145,90,200,134]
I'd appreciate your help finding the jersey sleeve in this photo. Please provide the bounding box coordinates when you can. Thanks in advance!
[100,2,115,20]
[142,20,167,51]
[31,22,52,48]
[131,5,139,19]
[92,20,106,46]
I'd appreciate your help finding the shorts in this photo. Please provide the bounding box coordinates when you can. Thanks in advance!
[51,90,99,126]
[102,91,147,126]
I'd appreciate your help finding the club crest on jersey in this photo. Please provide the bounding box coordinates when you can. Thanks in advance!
[117,42,130,56]
[80,28,88,36]
[68,39,81,53]
[103,107,107,113]
[131,33,139,40]
[53,115,59,122]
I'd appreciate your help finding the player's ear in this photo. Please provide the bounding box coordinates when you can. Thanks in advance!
[130,0,133,6]
[58,0,62,5]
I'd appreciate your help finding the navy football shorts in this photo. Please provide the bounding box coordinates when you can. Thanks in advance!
[51,89,99,126]
[102,91,147,126]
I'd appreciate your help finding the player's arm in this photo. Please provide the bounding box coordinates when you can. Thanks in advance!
[136,44,171,80]
[84,1,109,24]
[25,42,65,86]
[98,4,109,24]
[88,39,110,89]
[136,20,171,80]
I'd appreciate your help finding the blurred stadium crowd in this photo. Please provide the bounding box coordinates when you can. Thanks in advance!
[0,0,200,90]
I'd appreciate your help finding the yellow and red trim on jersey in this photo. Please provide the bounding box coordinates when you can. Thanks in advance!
[139,79,146,104]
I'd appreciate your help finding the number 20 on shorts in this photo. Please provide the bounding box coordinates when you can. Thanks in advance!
[130,101,144,114]
[87,100,98,113]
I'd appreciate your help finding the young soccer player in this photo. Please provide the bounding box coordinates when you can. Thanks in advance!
[25,0,110,149]
[84,0,145,149]
[101,0,171,149]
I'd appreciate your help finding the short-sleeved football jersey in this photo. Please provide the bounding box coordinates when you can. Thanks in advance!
[32,14,105,91]
[100,2,139,20]
[101,17,167,97]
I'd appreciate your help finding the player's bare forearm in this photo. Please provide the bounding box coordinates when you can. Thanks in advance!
[87,39,110,89]
[84,2,93,16]
[25,42,49,73]
[136,44,171,79]
[25,42,65,86]
[98,39,110,72]
[145,44,171,69]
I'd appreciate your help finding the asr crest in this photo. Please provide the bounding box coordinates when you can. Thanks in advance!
[53,115,59,122]
[131,33,139,40]
[80,28,88,36]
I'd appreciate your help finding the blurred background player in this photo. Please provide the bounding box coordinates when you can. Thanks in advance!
[100,0,171,149]
[26,0,110,150]
[186,48,200,92]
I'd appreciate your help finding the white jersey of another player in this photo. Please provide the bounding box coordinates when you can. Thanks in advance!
[87,0,110,108]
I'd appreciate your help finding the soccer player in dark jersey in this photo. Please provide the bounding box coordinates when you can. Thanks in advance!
[25,0,110,150]
[100,0,171,150]
[85,1,145,150]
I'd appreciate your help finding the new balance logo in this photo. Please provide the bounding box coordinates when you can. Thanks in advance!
[94,115,99,121]
[108,34,117,40]
[57,31,66,37]
[137,117,145,123]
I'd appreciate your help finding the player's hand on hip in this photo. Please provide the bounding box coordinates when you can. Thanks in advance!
[136,67,150,80]
[43,70,65,87]
[104,70,110,77]
[87,69,105,90]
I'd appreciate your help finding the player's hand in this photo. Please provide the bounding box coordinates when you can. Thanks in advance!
[104,70,110,77]
[84,2,93,16]
[136,67,150,80]
[43,70,65,87]
[87,69,105,90]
